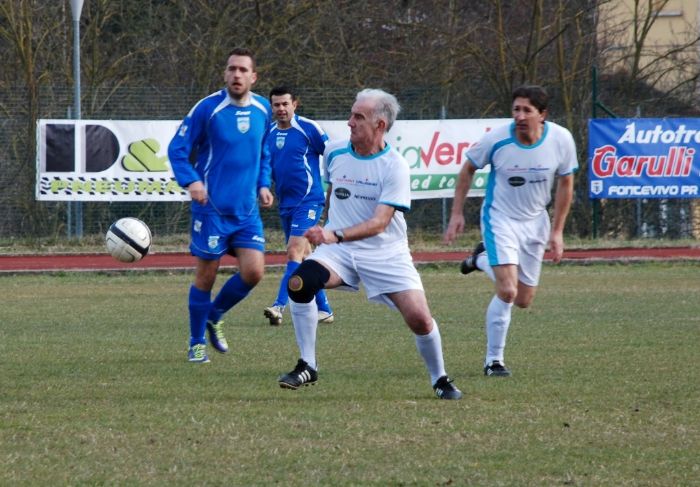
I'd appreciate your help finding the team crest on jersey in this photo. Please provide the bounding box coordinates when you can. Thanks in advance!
[193,220,202,233]
[237,117,250,133]
[208,236,220,249]
[307,209,317,220]
[276,135,286,149]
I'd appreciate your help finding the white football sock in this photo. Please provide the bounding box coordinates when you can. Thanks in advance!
[476,254,496,281]
[414,319,447,385]
[289,299,318,370]
[485,295,513,365]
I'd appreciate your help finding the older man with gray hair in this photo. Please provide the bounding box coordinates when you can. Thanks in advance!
[277,88,463,400]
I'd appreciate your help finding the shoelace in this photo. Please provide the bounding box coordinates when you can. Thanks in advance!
[192,344,206,359]
[210,322,225,337]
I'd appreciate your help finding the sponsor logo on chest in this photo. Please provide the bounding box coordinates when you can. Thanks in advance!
[334,187,351,199]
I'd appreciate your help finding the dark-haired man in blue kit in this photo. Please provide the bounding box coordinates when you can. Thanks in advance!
[168,47,273,363]
[263,86,334,327]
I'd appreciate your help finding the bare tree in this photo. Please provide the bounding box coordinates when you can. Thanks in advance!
[597,0,700,111]
[0,1,64,235]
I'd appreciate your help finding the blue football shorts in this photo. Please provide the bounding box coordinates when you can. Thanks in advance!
[279,203,324,241]
[190,210,265,260]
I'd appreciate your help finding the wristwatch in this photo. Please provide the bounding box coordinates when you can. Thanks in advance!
[334,229,345,243]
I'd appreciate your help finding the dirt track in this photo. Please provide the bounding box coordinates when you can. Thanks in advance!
[1,247,698,273]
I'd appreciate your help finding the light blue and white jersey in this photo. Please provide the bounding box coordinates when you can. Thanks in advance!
[323,140,411,251]
[267,114,328,209]
[467,121,578,221]
[168,89,272,217]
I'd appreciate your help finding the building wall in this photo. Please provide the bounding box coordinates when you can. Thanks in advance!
[597,0,700,94]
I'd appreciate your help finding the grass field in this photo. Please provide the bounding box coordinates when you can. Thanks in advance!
[1,262,699,485]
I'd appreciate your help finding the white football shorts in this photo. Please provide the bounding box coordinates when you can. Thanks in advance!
[481,207,550,287]
[309,241,424,309]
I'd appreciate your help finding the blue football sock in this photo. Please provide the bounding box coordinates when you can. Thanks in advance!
[315,289,332,314]
[273,261,300,307]
[188,286,211,347]
[208,273,254,323]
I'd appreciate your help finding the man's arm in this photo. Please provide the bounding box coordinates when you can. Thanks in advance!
[549,173,574,263]
[304,203,395,245]
[167,106,207,204]
[442,162,477,244]
[257,118,273,206]
[320,183,332,224]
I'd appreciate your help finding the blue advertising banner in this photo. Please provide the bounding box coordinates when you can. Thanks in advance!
[588,118,700,199]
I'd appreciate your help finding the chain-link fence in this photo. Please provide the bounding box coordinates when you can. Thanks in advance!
[1,85,698,248]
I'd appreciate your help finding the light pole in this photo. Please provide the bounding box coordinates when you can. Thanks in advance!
[69,0,84,238]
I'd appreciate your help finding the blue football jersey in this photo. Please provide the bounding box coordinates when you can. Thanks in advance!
[267,114,328,209]
[168,89,272,217]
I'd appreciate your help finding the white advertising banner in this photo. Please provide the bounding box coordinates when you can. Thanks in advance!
[36,118,509,201]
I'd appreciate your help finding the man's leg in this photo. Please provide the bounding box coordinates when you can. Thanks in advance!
[279,259,340,389]
[287,260,334,369]
[314,289,333,317]
[188,258,219,362]
[476,252,496,281]
[209,247,265,322]
[389,290,446,383]
[266,235,306,325]
[483,264,519,375]
[288,206,333,319]
[388,289,462,400]
[272,261,299,308]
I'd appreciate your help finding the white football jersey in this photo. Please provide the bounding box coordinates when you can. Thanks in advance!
[323,140,411,251]
[467,121,578,220]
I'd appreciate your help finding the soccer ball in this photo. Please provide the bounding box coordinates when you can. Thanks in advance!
[105,217,152,263]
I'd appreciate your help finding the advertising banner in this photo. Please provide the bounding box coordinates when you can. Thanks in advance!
[37,120,184,202]
[36,118,509,202]
[588,118,700,199]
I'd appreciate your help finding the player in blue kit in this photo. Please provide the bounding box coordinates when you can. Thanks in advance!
[263,86,334,326]
[168,47,274,363]
[443,85,577,377]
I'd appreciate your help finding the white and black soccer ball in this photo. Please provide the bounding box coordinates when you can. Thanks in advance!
[105,217,152,263]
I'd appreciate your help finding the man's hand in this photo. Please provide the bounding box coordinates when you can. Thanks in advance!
[188,181,208,205]
[304,225,335,245]
[259,187,274,208]
[548,230,565,264]
[442,214,465,245]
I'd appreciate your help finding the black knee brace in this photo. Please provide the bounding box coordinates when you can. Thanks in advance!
[288,260,330,303]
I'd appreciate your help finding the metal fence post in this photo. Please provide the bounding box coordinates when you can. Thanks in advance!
[440,104,448,234]
[71,0,84,238]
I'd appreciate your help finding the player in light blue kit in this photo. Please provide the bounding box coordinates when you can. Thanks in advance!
[444,85,577,377]
[262,86,334,326]
[168,47,274,363]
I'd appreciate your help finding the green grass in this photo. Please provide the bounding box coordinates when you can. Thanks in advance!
[1,263,699,485]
